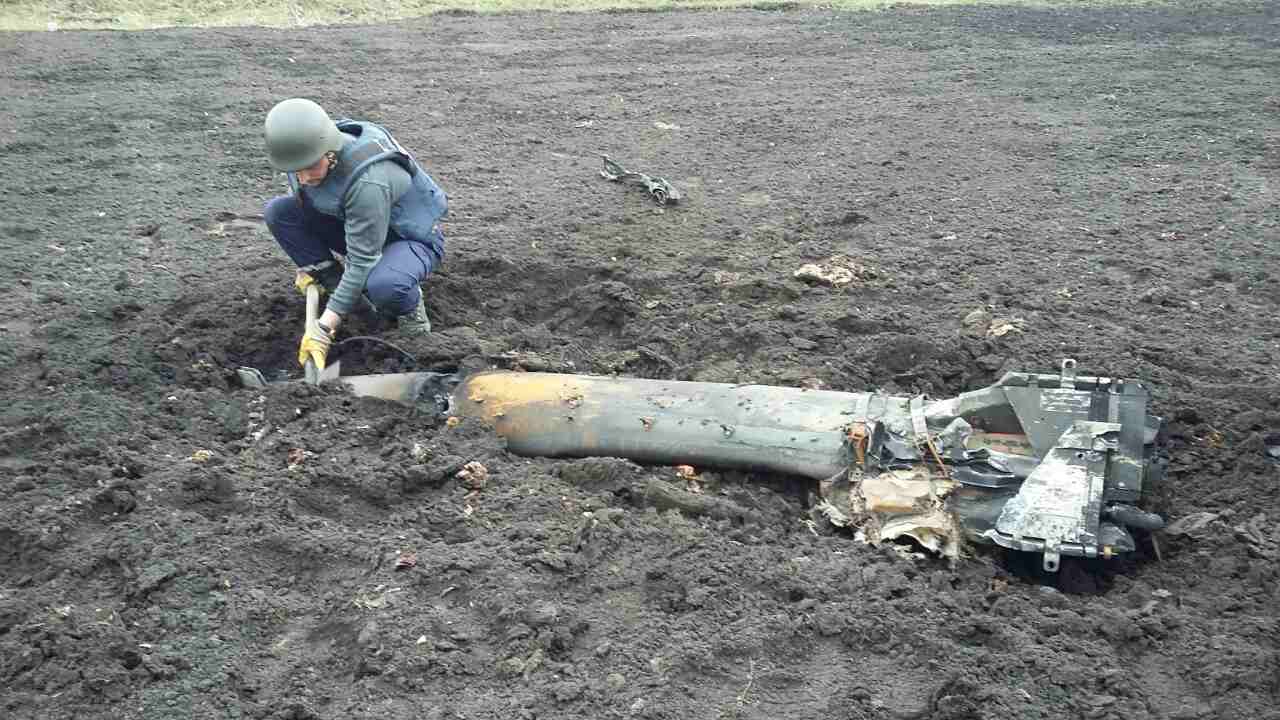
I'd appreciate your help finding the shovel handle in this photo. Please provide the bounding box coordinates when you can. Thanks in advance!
[303,284,321,385]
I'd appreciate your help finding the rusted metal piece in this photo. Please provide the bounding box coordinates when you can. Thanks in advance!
[847,423,868,466]
[922,434,950,481]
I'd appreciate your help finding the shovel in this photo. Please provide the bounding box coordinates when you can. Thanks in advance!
[237,283,458,408]
[301,283,338,386]
[236,282,340,389]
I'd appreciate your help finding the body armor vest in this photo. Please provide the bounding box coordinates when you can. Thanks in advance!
[288,120,447,250]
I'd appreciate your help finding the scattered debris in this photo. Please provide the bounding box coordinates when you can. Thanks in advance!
[1163,512,1219,538]
[855,469,962,560]
[457,461,489,490]
[352,584,401,610]
[987,317,1025,338]
[653,121,681,130]
[961,308,993,337]
[411,443,429,461]
[793,257,878,287]
[642,478,748,522]
[1200,428,1225,448]
[599,155,680,205]
[1233,513,1276,558]
[674,464,703,492]
[961,308,1025,338]
[712,270,741,285]
[814,498,852,527]
[189,449,214,463]
[794,263,856,286]
[395,550,418,570]
[286,448,308,469]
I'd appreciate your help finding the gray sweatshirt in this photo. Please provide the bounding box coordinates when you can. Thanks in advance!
[327,136,412,317]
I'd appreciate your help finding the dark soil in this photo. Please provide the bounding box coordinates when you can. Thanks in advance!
[2,2,1280,718]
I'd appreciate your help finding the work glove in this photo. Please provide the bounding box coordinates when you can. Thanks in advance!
[298,319,334,370]
[295,270,323,296]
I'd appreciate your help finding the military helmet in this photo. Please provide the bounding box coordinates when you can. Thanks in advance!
[264,98,343,172]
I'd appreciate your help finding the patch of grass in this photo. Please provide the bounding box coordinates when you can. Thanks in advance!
[1,0,1186,31]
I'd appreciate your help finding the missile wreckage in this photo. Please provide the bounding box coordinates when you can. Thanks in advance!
[239,359,1165,571]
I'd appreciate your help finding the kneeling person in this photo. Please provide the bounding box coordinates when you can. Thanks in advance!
[263,97,447,371]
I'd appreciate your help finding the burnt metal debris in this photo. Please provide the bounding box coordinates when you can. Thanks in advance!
[599,155,681,205]
[447,359,1164,572]
[237,359,1164,572]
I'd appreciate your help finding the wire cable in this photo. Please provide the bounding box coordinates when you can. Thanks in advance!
[335,335,419,367]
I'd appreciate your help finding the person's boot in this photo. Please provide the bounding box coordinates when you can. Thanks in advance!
[393,294,432,336]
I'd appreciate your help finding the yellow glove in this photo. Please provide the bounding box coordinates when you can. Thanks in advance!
[298,320,333,370]
[295,270,323,296]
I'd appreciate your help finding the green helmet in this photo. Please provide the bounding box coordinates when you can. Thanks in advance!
[264,98,343,172]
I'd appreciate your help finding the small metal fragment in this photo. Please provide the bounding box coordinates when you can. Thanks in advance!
[600,155,681,205]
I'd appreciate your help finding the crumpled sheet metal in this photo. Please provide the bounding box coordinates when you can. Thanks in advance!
[817,467,966,562]
[600,155,681,205]
[857,469,963,560]
[820,363,1160,569]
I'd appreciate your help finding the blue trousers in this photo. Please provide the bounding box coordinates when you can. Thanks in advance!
[264,195,442,316]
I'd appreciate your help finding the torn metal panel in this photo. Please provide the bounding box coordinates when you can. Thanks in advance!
[599,155,681,205]
[1108,381,1149,503]
[985,421,1119,571]
[855,469,963,560]
[862,470,947,515]
[1004,386,1094,457]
